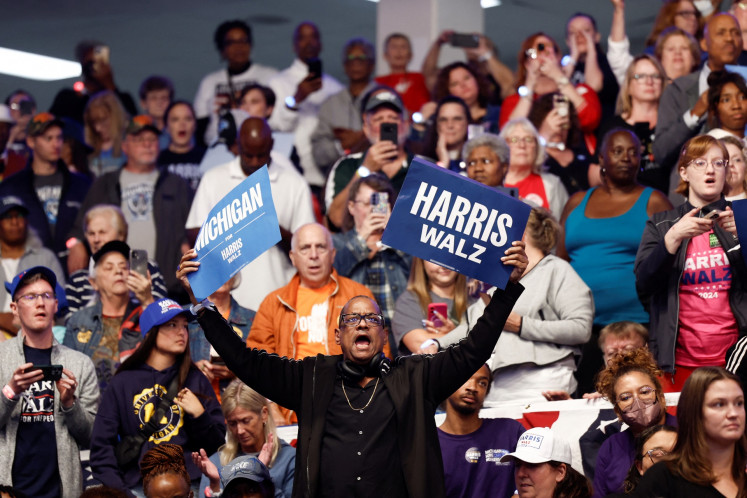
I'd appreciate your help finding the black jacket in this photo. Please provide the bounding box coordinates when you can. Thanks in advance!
[634,198,747,373]
[198,282,523,497]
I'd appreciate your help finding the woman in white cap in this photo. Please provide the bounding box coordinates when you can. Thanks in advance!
[501,426,592,498]
[89,298,225,497]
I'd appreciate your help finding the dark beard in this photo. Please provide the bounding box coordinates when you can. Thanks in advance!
[449,397,479,416]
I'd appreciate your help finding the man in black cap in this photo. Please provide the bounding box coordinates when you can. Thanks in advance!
[0,112,91,266]
[0,196,66,338]
[70,115,192,298]
[0,266,98,498]
[324,86,410,230]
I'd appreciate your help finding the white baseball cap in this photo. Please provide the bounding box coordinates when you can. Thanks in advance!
[500,427,572,465]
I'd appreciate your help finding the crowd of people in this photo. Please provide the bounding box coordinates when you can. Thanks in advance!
[1,1,747,496]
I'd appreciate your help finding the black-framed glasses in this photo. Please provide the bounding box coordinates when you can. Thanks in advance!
[339,313,384,327]
[645,448,670,465]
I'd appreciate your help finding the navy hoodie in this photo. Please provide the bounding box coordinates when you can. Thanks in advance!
[90,362,225,492]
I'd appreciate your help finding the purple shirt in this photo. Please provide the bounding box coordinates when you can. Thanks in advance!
[438,417,526,498]
[593,412,678,497]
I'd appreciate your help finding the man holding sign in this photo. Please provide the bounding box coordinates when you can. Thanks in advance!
[177,237,526,497]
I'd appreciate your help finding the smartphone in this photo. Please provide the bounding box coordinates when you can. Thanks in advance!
[380,122,398,144]
[702,209,722,220]
[130,249,148,277]
[92,45,109,72]
[26,364,63,382]
[553,94,569,117]
[428,302,448,328]
[371,192,389,214]
[306,58,322,79]
[450,33,479,48]
[210,355,226,366]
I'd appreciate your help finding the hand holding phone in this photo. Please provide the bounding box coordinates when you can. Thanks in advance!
[25,364,63,382]
[450,33,479,48]
[427,303,448,328]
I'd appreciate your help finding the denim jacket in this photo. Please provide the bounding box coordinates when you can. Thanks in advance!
[188,297,255,363]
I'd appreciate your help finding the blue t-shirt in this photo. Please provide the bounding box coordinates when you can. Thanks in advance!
[12,344,60,498]
[437,417,525,498]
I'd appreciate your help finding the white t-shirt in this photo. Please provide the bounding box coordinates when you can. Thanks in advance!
[186,152,315,310]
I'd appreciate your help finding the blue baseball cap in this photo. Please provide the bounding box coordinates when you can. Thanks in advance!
[220,455,272,489]
[140,298,192,336]
[5,266,58,301]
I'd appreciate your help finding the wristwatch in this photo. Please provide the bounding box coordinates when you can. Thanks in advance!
[190,298,215,316]
[556,76,570,87]
[356,165,371,178]
[284,95,299,111]
[518,86,533,99]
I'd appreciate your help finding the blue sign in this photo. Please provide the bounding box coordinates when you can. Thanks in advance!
[733,199,747,268]
[187,166,280,300]
[382,157,531,289]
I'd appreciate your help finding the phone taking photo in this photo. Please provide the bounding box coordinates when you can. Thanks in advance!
[26,364,63,382]
[450,33,479,48]
[130,249,148,278]
[380,122,398,145]
[306,58,322,79]
[428,302,448,328]
[371,192,389,214]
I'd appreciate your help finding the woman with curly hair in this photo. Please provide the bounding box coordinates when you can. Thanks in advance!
[593,348,676,497]
[635,367,746,497]
[141,444,193,498]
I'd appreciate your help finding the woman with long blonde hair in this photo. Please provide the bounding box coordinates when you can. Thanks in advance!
[84,90,128,176]
[391,257,472,355]
[194,379,296,497]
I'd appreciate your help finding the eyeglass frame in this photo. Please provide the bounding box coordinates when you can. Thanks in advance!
[616,385,658,408]
[339,313,385,327]
[687,158,728,170]
[644,448,670,465]
[15,292,56,304]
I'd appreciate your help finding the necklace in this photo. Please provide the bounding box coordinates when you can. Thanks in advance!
[341,377,380,413]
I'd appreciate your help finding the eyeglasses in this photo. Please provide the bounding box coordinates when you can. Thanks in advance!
[340,313,384,327]
[633,73,663,82]
[16,292,55,304]
[645,448,670,465]
[506,136,536,145]
[674,10,697,18]
[466,157,498,167]
[617,385,657,408]
[688,158,728,170]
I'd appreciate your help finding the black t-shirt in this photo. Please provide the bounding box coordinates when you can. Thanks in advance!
[12,344,60,498]
[33,169,64,237]
[157,146,206,194]
[633,461,726,497]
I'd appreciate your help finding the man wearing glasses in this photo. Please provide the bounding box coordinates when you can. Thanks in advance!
[177,238,527,497]
[70,115,192,298]
[0,266,98,498]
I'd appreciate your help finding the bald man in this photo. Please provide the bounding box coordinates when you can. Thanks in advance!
[186,117,315,310]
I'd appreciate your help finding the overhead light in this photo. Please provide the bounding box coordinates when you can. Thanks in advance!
[0,47,81,81]
[481,0,501,7]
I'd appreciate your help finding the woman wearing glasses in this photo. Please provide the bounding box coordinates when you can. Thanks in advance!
[498,118,569,220]
[593,348,676,496]
[615,425,677,495]
[634,367,746,497]
[594,55,669,192]
[635,135,747,392]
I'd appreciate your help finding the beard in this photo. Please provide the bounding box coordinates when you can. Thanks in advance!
[448,396,480,416]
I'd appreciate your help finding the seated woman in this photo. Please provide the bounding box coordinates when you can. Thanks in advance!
[65,204,168,311]
[500,32,601,154]
[64,240,152,396]
[595,55,669,192]
[560,128,672,395]
[706,70,747,139]
[593,348,677,496]
[157,100,206,194]
[720,135,747,201]
[417,96,470,173]
[436,208,593,403]
[617,425,677,496]
[634,367,746,497]
[634,134,746,392]
[187,273,254,399]
[391,257,472,355]
[500,427,592,498]
[90,298,225,495]
[194,379,295,498]
[83,90,128,177]
[528,92,591,195]
[140,444,194,498]
[499,118,569,220]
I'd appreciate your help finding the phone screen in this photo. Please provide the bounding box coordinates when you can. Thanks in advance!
[380,122,398,144]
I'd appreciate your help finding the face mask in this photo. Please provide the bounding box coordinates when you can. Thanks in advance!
[620,397,661,430]
[693,0,714,17]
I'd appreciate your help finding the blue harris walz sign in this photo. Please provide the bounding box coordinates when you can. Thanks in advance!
[188,166,280,300]
[382,157,531,289]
